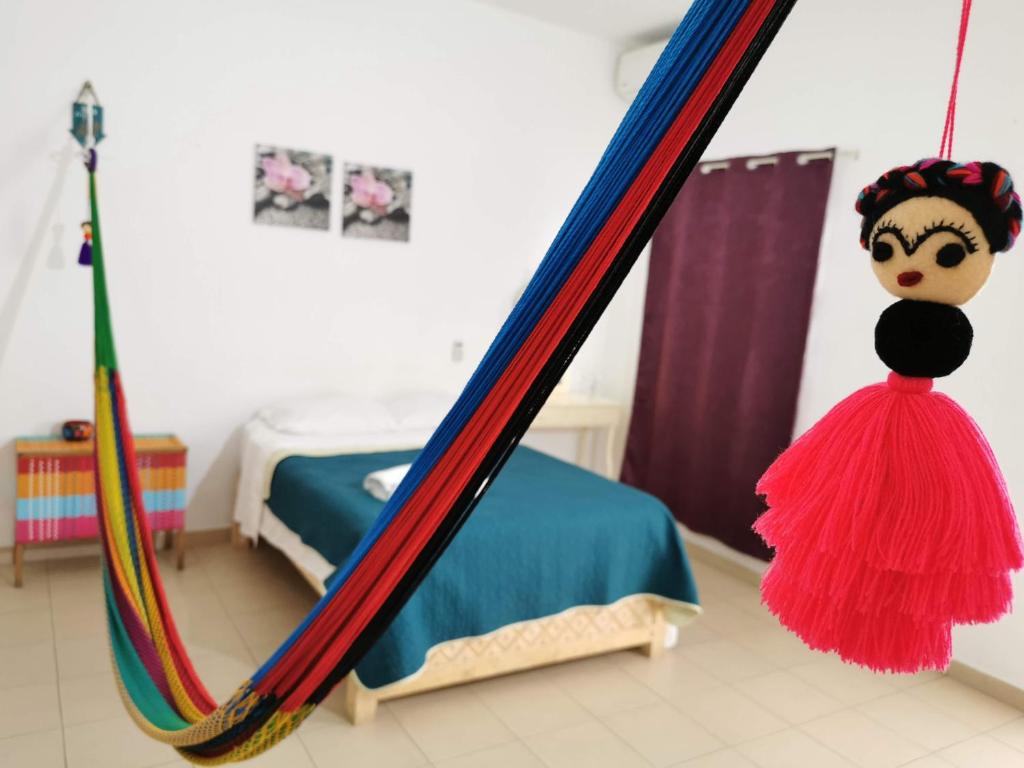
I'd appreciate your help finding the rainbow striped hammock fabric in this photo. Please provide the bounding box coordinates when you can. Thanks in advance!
[90,0,796,762]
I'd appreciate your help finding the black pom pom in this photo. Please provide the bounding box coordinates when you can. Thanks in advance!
[875,300,973,378]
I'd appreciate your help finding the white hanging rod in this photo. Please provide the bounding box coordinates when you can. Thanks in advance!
[699,148,860,174]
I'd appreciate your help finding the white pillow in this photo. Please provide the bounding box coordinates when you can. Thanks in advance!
[385,391,456,431]
[258,394,396,436]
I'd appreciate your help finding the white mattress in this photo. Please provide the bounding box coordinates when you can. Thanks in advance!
[233,418,434,540]
[257,505,334,590]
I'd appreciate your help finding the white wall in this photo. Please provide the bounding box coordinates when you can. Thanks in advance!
[595,0,1024,688]
[0,0,624,539]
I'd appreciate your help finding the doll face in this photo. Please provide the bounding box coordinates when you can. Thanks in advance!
[869,196,993,306]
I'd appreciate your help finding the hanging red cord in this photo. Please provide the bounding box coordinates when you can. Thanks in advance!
[939,0,973,159]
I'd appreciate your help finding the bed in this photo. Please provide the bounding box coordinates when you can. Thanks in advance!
[232,393,701,722]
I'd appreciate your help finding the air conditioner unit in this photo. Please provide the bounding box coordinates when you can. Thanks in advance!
[615,38,670,101]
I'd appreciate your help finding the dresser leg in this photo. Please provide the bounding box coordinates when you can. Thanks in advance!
[13,544,24,588]
[174,529,186,570]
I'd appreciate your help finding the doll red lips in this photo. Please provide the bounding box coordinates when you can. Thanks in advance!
[898,270,924,287]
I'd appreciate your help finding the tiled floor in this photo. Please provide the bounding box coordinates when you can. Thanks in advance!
[3,542,1024,767]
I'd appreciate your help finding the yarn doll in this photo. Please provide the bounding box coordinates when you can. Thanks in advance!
[754,159,1024,673]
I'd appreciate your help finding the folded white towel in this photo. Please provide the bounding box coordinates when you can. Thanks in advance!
[363,463,412,502]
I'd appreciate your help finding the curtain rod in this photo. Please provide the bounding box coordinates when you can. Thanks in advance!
[699,148,859,174]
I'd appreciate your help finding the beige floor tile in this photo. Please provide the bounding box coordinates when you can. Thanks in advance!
[672,686,787,745]
[676,748,759,766]
[0,641,56,689]
[990,717,1024,751]
[299,686,349,733]
[604,701,722,766]
[198,545,290,584]
[65,714,179,768]
[908,678,1021,731]
[881,670,943,689]
[790,657,898,706]
[186,647,257,702]
[51,597,105,640]
[800,710,927,768]
[246,637,287,668]
[723,591,777,625]
[471,668,593,738]
[676,619,723,645]
[154,557,215,600]
[46,554,100,576]
[300,706,429,767]
[231,603,316,661]
[433,741,545,768]
[612,648,722,700]
[168,595,254,661]
[735,729,856,768]
[0,727,64,768]
[733,627,818,669]
[0,609,53,648]
[223,734,316,767]
[938,734,1024,767]
[548,656,660,717]
[679,639,777,684]
[56,630,110,679]
[48,563,103,606]
[0,565,50,614]
[690,564,757,600]
[0,683,61,739]
[60,671,126,725]
[698,604,768,637]
[212,557,313,617]
[12,540,1024,768]
[897,757,955,767]
[525,720,648,768]
[389,686,515,762]
[856,692,977,751]
[735,670,845,724]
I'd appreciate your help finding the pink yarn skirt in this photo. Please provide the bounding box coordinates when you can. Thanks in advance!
[755,373,1022,673]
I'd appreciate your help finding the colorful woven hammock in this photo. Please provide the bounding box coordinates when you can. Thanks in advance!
[90,0,795,762]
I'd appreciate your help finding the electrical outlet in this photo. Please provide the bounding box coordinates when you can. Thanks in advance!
[451,340,464,362]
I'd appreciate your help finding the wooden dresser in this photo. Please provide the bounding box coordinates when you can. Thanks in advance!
[13,434,187,586]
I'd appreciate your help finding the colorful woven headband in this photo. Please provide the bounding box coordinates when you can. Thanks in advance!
[855,158,1022,252]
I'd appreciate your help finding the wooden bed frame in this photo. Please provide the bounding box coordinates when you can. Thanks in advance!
[232,524,670,724]
[342,594,668,724]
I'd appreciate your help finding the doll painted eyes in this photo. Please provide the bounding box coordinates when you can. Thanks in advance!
[871,222,977,265]
[936,242,967,268]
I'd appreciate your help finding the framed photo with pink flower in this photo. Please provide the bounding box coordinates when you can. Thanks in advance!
[254,145,332,230]
[342,164,413,242]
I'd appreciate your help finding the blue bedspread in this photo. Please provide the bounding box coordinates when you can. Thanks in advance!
[267,446,698,688]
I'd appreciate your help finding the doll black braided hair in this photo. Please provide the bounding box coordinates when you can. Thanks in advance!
[855,159,1022,253]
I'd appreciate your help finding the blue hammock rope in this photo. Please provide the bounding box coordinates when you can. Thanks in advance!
[261,0,782,682]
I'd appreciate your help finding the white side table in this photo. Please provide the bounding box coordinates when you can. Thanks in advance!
[531,394,625,478]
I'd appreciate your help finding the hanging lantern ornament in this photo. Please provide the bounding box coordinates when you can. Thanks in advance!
[753,0,1023,674]
[70,81,104,268]
[70,81,104,149]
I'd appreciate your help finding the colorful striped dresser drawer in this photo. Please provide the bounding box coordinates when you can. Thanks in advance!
[14,434,186,544]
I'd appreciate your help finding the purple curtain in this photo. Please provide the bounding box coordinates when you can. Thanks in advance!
[621,151,833,559]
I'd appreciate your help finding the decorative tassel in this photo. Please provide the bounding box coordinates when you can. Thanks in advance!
[755,158,1024,673]
[756,372,1020,672]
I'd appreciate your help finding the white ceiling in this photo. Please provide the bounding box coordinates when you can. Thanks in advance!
[471,0,693,46]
